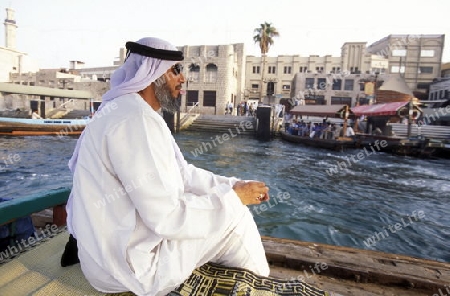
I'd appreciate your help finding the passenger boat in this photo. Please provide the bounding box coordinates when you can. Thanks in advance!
[0,117,89,136]
[280,104,356,151]
[279,130,356,151]
[1,188,449,295]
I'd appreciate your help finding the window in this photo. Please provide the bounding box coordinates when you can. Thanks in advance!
[304,95,325,105]
[268,66,276,74]
[332,79,342,90]
[421,50,434,57]
[331,97,351,105]
[416,82,430,90]
[419,66,433,74]
[359,81,365,91]
[186,90,199,106]
[282,84,290,90]
[252,66,260,74]
[203,91,216,106]
[344,79,354,91]
[350,67,360,74]
[266,82,275,96]
[251,84,259,89]
[305,78,314,89]
[188,64,200,82]
[391,66,405,73]
[317,78,326,90]
[283,66,291,74]
[315,66,323,73]
[205,64,217,83]
[299,66,307,73]
[392,49,406,57]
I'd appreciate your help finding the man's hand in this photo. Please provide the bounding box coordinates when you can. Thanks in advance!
[232,181,269,206]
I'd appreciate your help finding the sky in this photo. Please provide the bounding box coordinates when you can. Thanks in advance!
[2,0,450,69]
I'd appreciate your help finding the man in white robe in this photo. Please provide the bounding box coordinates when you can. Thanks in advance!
[66,37,270,296]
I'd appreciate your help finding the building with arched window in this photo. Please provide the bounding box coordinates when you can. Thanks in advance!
[178,43,245,115]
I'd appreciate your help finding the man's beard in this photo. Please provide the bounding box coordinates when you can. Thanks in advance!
[154,77,179,113]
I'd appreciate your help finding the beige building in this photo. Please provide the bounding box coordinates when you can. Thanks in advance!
[247,42,389,106]
[178,43,245,115]
[366,34,445,98]
[244,54,343,104]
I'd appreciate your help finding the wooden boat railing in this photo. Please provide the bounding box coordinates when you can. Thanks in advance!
[0,187,69,229]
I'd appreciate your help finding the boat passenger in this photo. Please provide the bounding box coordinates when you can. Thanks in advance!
[64,37,270,296]
[322,122,332,139]
[347,125,356,137]
[31,109,42,119]
[335,124,343,139]
[301,122,309,137]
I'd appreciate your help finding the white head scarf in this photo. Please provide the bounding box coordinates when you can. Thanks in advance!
[68,37,181,172]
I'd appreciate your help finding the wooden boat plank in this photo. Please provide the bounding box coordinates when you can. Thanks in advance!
[270,265,430,296]
[263,236,450,295]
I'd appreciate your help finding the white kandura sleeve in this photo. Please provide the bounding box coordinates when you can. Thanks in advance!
[106,115,245,240]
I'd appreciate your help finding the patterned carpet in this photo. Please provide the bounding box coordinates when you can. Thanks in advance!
[108,262,329,296]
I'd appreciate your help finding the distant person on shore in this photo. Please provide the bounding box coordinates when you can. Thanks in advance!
[226,101,233,115]
[63,37,270,296]
[31,109,42,119]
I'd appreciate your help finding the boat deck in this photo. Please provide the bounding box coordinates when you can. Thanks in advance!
[1,231,449,296]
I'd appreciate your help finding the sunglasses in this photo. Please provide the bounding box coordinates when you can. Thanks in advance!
[171,63,184,75]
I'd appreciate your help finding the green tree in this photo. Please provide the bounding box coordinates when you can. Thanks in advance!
[253,22,279,103]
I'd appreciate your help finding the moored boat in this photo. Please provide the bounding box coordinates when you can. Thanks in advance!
[280,130,356,151]
[0,117,89,136]
[280,104,356,151]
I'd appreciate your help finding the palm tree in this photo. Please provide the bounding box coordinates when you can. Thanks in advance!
[253,22,279,102]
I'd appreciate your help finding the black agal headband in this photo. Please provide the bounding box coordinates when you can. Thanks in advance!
[125,41,184,61]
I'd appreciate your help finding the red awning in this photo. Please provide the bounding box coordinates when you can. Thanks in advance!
[351,101,409,116]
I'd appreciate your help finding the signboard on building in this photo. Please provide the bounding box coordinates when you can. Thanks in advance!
[364,82,375,95]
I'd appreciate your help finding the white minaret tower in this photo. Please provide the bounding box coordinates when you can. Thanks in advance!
[4,8,17,50]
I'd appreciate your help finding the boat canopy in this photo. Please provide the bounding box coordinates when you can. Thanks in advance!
[351,101,422,117]
[289,104,351,118]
